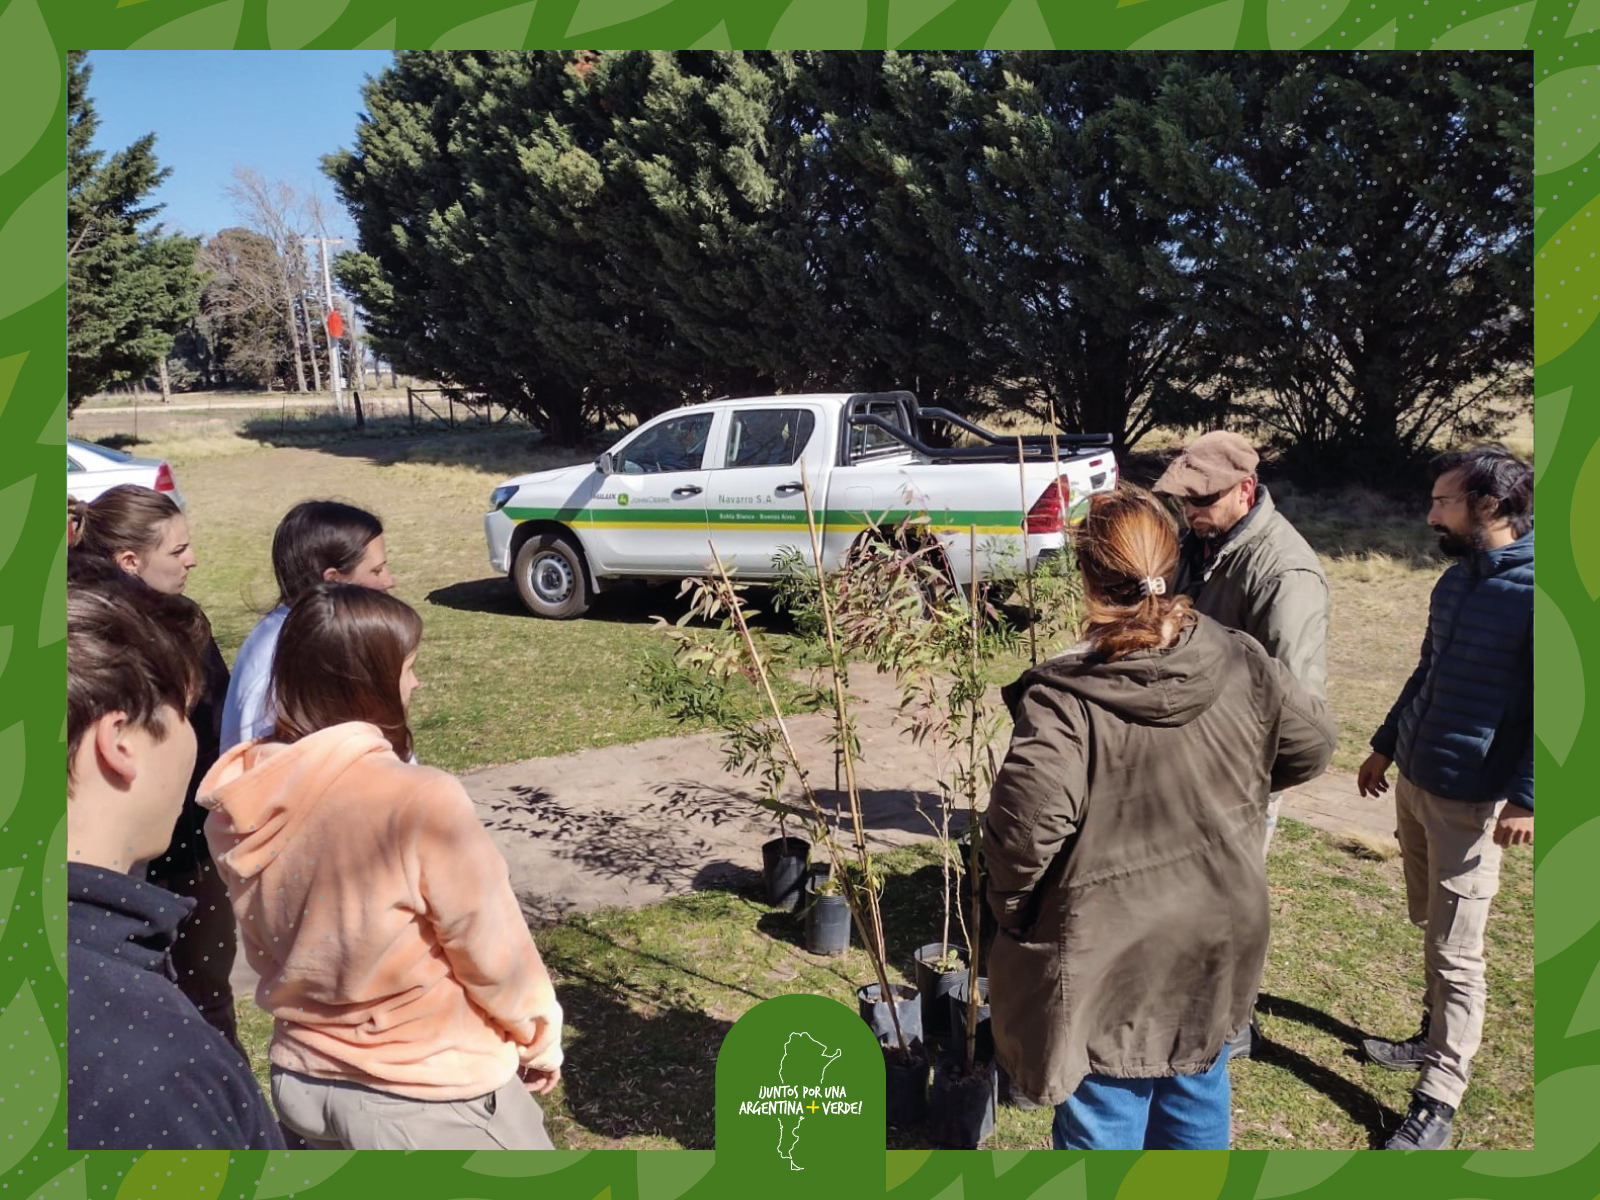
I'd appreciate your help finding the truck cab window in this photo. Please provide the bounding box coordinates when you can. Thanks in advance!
[726,409,815,468]
[849,398,909,460]
[617,413,714,475]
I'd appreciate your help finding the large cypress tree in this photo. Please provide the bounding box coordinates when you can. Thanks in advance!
[329,51,830,440]
[1207,52,1532,477]
[794,51,999,416]
[67,52,201,410]
[944,52,1239,450]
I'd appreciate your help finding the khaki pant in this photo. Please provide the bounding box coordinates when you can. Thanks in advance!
[272,1067,554,1150]
[1393,774,1504,1109]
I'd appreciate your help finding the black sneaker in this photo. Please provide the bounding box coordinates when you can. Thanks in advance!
[1362,1011,1430,1071]
[1385,1093,1455,1150]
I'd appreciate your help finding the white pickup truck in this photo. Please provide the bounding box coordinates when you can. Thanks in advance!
[484,391,1118,618]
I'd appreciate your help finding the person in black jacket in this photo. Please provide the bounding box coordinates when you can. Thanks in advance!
[66,576,282,1151]
[71,486,242,1060]
[1357,444,1534,1152]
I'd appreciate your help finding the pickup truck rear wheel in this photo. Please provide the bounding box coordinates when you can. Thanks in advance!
[512,533,592,619]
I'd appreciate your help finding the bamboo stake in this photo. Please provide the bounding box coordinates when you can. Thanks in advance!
[795,461,907,1054]
[965,524,983,1073]
[1017,436,1038,668]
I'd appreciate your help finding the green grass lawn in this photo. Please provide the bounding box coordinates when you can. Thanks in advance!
[106,408,1526,1150]
[89,410,1448,776]
[235,818,1533,1151]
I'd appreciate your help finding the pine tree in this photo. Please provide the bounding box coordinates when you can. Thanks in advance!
[67,52,201,409]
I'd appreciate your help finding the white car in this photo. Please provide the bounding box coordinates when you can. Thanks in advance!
[485,391,1117,619]
[67,439,185,510]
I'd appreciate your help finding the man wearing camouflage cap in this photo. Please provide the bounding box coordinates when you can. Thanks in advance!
[1155,431,1331,1057]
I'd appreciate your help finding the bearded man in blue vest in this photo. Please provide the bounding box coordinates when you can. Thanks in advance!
[1357,443,1534,1152]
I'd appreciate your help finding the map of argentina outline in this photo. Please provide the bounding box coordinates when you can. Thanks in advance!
[777,1032,841,1170]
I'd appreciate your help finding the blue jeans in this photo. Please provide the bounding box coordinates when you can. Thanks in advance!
[1053,1053,1231,1150]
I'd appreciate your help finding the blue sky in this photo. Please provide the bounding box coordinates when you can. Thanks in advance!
[84,51,395,241]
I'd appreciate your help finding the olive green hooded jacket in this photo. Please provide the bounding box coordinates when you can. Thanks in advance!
[983,615,1336,1106]
[1173,486,1330,700]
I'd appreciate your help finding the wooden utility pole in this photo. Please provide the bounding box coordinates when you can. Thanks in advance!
[306,236,345,415]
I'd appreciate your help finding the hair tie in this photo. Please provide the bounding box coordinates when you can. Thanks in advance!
[1139,576,1167,597]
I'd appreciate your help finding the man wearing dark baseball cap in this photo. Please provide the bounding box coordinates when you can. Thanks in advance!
[1155,430,1331,1058]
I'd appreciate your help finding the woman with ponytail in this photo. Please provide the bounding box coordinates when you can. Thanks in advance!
[983,484,1337,1150]
[67,485,244,1060]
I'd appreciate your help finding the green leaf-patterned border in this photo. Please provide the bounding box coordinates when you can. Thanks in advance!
[0,3,1574,1197]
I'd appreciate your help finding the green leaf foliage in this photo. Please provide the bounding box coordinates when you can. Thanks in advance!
[568,0,675,38]
[1574,431,1600,599]
[1534,193,1600,368]
[266,0,351,48]
[327,53,1529,453]
[430,1,538,49]
[1462,1065,1600,1174]
[888,0,958,47]
[127,0,244,48]
[44,810,66,982]
[1129,0,1243,48]
[0,474,35,577]
[461,1150,590,1176]
[1535,813,1600,964]
[1430,4,1535,50]
[0,0,60,179]
[1568,955,1600,1037]
[0,170,65,325]
[1534,384,1572,483]
[0,721,23,831]
[1534,585,1583,766]
[66,52,201,408]
[1113,1151,1227,1200]
[1534,67,1600,177]
[27,1162,89,1200]
[984,0,1054,49]
[114,1152,228,1200]
[887,1150,933,1190]
[1266,0,1350,49]
[252,1150,354,1197]
[768,0,869,48]
[0,981,60,1177]
[635,1149,713,1200]
[1252,1151,1356,1199]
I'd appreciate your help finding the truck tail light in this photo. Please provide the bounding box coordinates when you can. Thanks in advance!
[154,463,176,493]
[1025,477,1072,534]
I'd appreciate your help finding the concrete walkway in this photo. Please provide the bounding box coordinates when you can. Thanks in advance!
[229,670,1391,1000]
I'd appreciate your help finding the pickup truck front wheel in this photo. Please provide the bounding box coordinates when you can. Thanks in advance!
[512,533,593,620]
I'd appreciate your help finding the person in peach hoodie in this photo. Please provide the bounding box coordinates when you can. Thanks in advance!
[200,583,563,1150]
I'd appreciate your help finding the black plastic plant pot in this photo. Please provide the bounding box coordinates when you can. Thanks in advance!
[946,973,991,1043]
[913,943,969,1043]
[762,837,811,912]
[883,1042,930,1129]
[857,982,924,1048]
[804,875,850,956]
[954,833,999,944]
[928,1051,998,1148]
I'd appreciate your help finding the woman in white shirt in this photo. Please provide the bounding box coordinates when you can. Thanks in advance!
[221,501,394,751]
